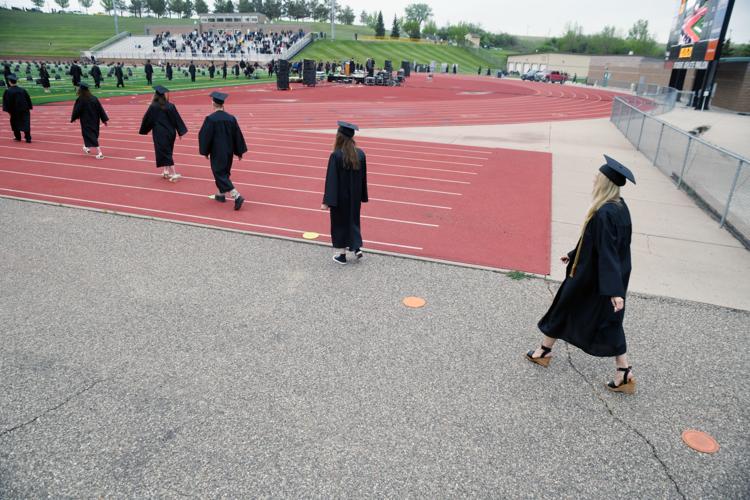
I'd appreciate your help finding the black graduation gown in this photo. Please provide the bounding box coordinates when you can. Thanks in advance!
[222,64,227,79]
[209,64,215,78]
[144,63,153,83]
[39,68,50,88]
[70,96,108,147]
[323,149,368,249]
[115,66,124,86]
[90,65,102,87]
[2,86,33,135]
[189,64,196,81]
[198,110,247,193]
[538,200,633,357]
[166,64,173,81]
[138,102,188,167]
[69,64,82,85]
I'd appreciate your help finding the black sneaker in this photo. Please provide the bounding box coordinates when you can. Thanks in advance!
[25,138,31,143]
[209,194,226,202]
[13,137,21,142]
[333,254,347,265]
[354,249,363,259]
[234,195,245,211]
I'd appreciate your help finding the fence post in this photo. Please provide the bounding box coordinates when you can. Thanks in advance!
[636,113,646,151]
[677,136,692,190]
[624,105,632,139]
[720,159,745,228]
[653,122,665,166]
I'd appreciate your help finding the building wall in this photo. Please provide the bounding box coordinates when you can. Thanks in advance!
[712,60,750,113]
[587,56,670,87]
[506,53,590,77]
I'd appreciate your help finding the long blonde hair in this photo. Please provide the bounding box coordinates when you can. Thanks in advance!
[569,173,621,277]
[333,132,360,170]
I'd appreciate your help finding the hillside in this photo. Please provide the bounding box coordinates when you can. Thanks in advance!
[293,40,509,73]
[0,10,196,57]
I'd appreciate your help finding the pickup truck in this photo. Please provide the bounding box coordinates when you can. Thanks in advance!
[546,71,568,84]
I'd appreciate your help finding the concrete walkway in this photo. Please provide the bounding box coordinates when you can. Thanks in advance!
[357,118,750,311]
[1,199,747,497]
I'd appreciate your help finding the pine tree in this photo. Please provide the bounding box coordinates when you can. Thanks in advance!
[374,10,385,37]
[390,14,399,38]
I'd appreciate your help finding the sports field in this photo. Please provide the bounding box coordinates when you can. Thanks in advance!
[0,74,619,274]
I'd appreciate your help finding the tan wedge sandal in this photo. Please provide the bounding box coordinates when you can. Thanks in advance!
[525,345,552,367]
[607,366,636,394]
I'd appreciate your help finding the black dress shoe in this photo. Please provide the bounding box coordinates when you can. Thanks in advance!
[234,195,244,211]
[25,138,31,143]
[333,254,346,264]
[209,194,226,202]
[13,137,21,142]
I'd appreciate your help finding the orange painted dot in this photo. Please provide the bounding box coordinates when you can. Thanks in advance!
[403,296,426,308]
[682,429,720,454]
[302,232,319,240]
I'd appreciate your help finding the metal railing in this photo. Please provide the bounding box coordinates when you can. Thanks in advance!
[611,97,750,248]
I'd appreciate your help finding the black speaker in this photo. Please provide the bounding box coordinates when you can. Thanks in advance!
[276,59,290,90]
[384,60,393,72]
[401,60,411,77]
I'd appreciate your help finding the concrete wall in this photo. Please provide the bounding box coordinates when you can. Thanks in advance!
[588,56,670,87]
[713,60,750,113]
[506,53,590,77]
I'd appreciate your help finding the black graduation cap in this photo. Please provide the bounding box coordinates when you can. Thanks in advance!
[337,120,359,138]
[210,91,228,104]
[154,85,169,95]
[600,155,636,186]
[78,81,90,89]
[7,73,17,82]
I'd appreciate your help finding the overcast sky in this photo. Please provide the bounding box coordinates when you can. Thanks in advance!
[3,0,749,43]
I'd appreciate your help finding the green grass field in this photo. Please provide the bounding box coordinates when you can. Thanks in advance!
[4,62,273,104]
[293,40,509,73]
[0,10,195,57]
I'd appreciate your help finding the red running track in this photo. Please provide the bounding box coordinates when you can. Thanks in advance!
[0,74,616,273]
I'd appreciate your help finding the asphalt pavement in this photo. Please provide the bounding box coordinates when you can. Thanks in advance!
[0,198,748,498]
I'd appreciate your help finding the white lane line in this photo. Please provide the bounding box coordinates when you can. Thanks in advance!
[0,189,424,251]
[0,165,439,228]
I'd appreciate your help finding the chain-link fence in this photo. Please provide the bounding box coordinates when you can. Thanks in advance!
[611,97,750,247]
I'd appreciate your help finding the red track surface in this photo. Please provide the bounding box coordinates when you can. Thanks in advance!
[1,75,615,273]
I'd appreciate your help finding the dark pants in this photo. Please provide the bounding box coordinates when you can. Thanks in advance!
[211,161,234,193]
[146,74,152,85]
[190,74,195,82]
[10,112,31,142]
[117,78,124,87]
[94,79,101,88]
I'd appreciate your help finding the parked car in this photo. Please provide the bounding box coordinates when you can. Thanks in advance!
[533,71,547,81]
[546,71,569,84]
[521,69,537,81]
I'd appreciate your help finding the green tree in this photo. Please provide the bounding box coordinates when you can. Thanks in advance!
[168,0,183,17]
[403,19,419,39]
[54,0,69,9]
[374,10,385,37]
[264,0,282,18]
[114,0,127,14]
[31,0,45,9]
[182,0,193,16]
[238,0,250,11]
[100,0,113,13]
[194,0,208,13]
[404,2,431,27]
[79,0,93,12]
[626,19,658,56]
[147,0,166,16]
[336,5,354,24]
[390,14,399,38]
[359,10,367,25]
[129,0,143,16]
[422,19,437,37]
[312,1,329,22]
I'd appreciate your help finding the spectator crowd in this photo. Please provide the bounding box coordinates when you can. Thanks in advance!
[152,29,305,58]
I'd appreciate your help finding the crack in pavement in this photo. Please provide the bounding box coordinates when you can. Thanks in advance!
[0,379,106,438]
[564,344,687,500]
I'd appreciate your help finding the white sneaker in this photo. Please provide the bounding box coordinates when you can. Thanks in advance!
[162,171,171,179]
[82,146,90,154]
[95,153,104,160]
[169,173,182,182]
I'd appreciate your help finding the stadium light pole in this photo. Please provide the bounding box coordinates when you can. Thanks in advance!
[113,7,119,35]
[330,0,335,40]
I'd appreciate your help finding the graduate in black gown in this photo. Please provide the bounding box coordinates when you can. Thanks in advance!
[221,62,227,79]
[198,91,247,210]
[70,82,109,159]
[144,59,154,85]
[232,63,240,78]
[89,63,102,88]
[527,156,637,394]
[208,61,215,79]
[69,60,82,86]
[2,74,33,143]
[321,121,368,265]
[39,63,51,93]
[166,62,173,81]
[115,62,125,88]
[188,61,196,82]
[2,62,11,87]
[139,85,188,182]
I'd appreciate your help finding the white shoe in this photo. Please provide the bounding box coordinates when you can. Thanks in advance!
[162,171,171,179]
[169,173,182,182]
[82,146,90,154]
[95,153,104,160]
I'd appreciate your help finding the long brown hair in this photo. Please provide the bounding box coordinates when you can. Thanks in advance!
[77,86,92,101]
[152,93,168,110]
[333,132,360,170]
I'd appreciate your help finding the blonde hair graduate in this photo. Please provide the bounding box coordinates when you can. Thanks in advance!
[526,156,637,394]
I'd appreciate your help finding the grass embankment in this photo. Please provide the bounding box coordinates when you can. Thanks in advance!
[3,62,272,104]
[0,10,195,57]
[293,40,510,73]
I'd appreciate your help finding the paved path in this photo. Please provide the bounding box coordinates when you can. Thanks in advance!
[1,199,747,497]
